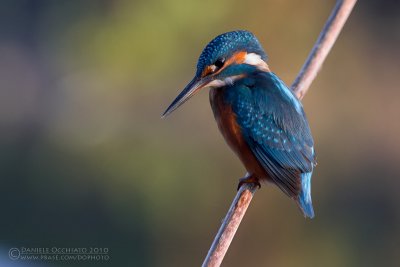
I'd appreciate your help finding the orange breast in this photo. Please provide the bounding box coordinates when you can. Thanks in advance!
[209,88,269,181]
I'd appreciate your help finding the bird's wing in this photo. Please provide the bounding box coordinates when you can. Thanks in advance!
[227,72,316,198]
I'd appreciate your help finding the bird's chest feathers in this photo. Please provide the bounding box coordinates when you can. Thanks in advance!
[210,88,243,149]
[209,87,260,169]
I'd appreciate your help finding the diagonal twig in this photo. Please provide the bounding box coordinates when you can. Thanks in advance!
[292,0,358,100]
[202,1,357,266]
[202,183,258,267]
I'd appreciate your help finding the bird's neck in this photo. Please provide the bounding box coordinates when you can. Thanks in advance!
[243,53,270,72]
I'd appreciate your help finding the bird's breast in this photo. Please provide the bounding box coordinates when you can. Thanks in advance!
[209,88,268,180]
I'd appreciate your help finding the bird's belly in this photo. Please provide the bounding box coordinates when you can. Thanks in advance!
[209,88,268,180]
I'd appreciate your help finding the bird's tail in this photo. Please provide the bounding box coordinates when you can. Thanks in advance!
[297,172,314,218]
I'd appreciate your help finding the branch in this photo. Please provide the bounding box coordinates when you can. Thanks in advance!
[202,183,258,267]
[202,1,357,266]
[292,0,357,100]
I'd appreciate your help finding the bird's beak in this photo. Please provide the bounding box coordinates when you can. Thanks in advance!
[162,76,212,118]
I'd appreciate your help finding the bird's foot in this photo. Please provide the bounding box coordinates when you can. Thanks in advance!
[237,175,261,191]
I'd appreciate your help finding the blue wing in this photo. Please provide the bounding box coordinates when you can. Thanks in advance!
[226,72,316,217]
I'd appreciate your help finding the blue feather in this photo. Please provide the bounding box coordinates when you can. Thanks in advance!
[298,172,315,218]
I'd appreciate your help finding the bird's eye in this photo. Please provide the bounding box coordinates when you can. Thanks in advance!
[202,58,226,77]
[214,58,225,69]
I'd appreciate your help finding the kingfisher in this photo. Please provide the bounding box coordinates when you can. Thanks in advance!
[162,30,316,218]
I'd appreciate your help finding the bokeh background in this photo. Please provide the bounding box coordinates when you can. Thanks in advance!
[1,0,399,266]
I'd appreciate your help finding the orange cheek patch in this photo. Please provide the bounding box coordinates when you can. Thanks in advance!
[226,51,247,66]
[201,51,247,78]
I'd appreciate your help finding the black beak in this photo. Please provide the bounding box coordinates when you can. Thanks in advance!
[162,76,212,118]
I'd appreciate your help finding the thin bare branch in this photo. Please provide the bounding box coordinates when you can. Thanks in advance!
[201,183,258,267]
[292,0,357,100]
[202,1,357,266]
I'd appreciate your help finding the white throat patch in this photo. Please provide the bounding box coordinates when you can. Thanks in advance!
[207,74,244,88]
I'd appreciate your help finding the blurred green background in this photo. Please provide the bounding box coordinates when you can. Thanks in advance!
[1,0,399,266]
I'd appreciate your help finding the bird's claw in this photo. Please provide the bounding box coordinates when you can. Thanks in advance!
[237,176,261,191]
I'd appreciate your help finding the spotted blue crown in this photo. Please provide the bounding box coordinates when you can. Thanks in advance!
[196,30,268,76]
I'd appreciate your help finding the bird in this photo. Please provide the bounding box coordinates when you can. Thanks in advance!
[162,30,316,218]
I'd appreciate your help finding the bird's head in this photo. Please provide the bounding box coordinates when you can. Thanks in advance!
[162,30,269,117]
